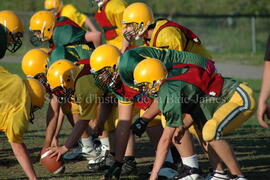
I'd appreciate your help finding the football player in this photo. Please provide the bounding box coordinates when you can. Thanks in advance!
[29,10,100,48]
[133,58,255,180]
[89,45,216,179]
[92,0,127,50]
[44,0,101,47]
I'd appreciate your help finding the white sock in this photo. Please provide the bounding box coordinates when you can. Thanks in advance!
[214,170,225,174]
[165,150,174,163]
[99,137,110,150]
[181,154,199,169]
[81,137,94,148]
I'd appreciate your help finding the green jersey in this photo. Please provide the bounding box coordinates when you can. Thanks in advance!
[0,25,7,59]
[118,46,211,88]
[53,17,86,47]
[49,44,93,66]
[158,66,240,128]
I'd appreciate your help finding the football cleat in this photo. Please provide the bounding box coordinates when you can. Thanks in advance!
[121,156,137,176]
[87,144,110,172]
[148,161,179,179]
[63,140,97,160]
[229,175,248,180]
[173,165,203,180]
[204,170,230,180]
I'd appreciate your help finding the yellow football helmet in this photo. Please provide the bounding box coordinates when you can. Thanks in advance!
[90,44,121,73]
[122,3,154,41]
[134,58,167,95]
[0,10,24,53]
[90,44,121,91]
[25,78,46,108]
[47,60,78,100]
[44,0,63,13]
[22,49,49,77]
[29,11,56,46]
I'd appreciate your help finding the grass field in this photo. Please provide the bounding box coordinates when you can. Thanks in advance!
[1,62,270,179]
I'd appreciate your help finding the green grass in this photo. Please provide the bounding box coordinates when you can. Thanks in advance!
[1,63,270,179]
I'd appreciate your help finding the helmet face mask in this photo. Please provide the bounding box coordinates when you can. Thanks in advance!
[92,65,121,92]
[122,22,146,42]
[33,73,51,93]
[51,86,74,103]
[134,80,162,98]
[29,30,50,47]
[7,31,23,53]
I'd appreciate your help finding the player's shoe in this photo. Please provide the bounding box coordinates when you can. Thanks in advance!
[204,170,230,180]
[63,141,97,160]
[87,144,110,172]
[120,156,137,176]
[147,161,179,179]
[173,164,203,180]
[230,175,248,180]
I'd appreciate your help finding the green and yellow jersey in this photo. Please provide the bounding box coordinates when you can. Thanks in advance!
[53,16,88,47]
[49,44,93,66]
[118,46,211,88]
[158,70,240,127]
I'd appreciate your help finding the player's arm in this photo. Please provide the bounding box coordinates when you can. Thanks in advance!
[47,119,89,161]
[10,142,37,180]
[258,61,270,128]
[62,5,101,47]
[43,95,60,148]
[51,107,65,147]
[84,16,98,32]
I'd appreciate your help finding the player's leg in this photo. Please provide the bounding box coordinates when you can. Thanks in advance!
[63,103,96,160]
[202,83,255,179]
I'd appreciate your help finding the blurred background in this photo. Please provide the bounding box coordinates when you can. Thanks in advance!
[0,0,270,64]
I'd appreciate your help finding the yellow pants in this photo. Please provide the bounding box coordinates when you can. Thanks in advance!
[139,109,164,128]
[202,83,256,141]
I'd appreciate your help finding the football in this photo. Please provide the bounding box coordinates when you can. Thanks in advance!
[40,148,65,174]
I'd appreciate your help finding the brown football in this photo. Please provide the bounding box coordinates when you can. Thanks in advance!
[40,148,65,174]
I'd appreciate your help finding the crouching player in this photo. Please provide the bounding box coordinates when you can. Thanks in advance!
[44,60,115,164]
[131,58,255,180]
[0,72,46,179]
[90,45,212,179]
[0,10,46,179]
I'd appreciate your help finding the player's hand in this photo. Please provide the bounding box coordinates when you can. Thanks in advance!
[174,126,186,144]
[102,161,123,180]
[257,102,270,128]
[131,117,149,137]
[51,136,58,147]
[47,146,68,161]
